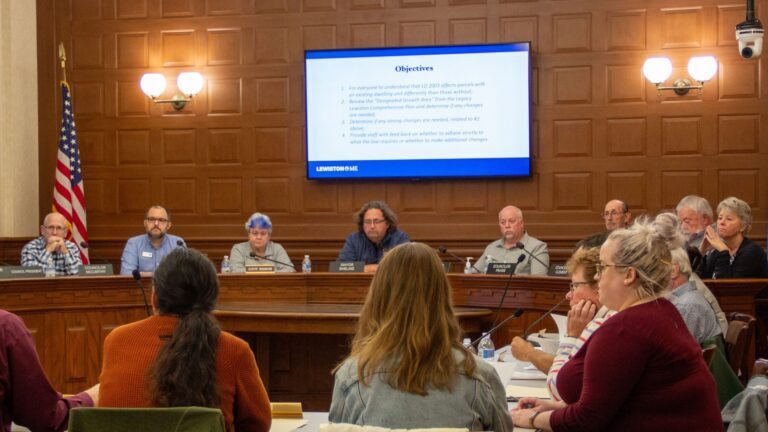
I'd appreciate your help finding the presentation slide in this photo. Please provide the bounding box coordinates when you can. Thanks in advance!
[305,44,531,179]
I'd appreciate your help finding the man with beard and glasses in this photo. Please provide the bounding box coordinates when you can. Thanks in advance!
[120,205,185,276]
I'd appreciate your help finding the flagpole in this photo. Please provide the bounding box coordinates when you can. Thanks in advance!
[58,42,67,82]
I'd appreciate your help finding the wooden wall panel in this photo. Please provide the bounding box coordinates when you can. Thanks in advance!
[33,0,767,262]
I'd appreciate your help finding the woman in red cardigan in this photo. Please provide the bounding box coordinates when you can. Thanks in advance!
[510,218,722,431]
[99,248,271,432]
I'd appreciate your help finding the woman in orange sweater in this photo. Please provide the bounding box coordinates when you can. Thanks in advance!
[99,248,271,432]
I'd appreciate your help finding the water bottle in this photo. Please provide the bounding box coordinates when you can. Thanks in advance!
[44,257,56,278]
[464,257,473,274]
[478,332,495,360]
[221,255,231,273]
[483,255,493,273]
[462,337,477,356]
[302,255,312,273]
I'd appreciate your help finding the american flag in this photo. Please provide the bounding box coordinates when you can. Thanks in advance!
[53,82,89,264]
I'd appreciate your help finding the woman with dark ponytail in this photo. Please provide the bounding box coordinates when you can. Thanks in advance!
[99,248,271,431]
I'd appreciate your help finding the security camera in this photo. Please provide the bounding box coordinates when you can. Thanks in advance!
[736,0,763,59]
[736,20,764,59]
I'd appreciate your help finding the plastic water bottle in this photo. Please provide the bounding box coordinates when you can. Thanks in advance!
[483,255,493,273]
[44,257,56,278]
[478,333,495,360]
[302,255,312,273]
[462,337,477,356]
[464,257,473,274]
[221,255,231,273]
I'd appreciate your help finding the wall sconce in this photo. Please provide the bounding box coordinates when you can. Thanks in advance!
[139,72,204,111]
[642,56,717,96]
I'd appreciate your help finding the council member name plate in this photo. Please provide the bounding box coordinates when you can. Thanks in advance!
[329,261,364,272]
[0,266,44,279]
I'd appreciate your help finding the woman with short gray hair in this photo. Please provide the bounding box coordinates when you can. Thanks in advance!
[694,197,767,279]
[229,213,295,273]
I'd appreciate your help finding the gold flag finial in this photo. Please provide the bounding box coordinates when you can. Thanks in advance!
[58,42,67,81]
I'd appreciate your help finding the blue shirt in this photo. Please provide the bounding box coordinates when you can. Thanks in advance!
[337,230,410,264]
[120,234,185,275]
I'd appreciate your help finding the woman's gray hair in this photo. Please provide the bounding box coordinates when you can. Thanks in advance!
[606,216,673,298]
[717,197,752,233]
[244,212,273,233]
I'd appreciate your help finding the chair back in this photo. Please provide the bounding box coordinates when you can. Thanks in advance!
[68,407,226,432]
[725,312,756,384]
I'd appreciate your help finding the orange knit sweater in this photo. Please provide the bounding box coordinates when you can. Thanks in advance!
[99,315,271,432]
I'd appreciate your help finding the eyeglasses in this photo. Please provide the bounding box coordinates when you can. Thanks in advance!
[363,219,386,226]
[145,217,169,224]
[569,281,592,291]
[44,225,67,232]
[602,210,625,219]
[248,230,270,238]
[595,262,629,278]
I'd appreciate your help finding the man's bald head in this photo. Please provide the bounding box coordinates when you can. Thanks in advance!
[603,199,631,230]
[498,205,525,246]
[40,212,69,241]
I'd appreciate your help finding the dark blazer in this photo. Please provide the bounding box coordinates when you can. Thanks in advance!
[694,237,768,279]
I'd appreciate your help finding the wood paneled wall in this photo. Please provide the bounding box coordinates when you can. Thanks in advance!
[34,0,767,258]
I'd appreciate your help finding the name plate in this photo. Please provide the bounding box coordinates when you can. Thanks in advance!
[78,264,114,276]
[487,262,515,275]
[329,261,364,273]
[245,264,276,274]
[0,266,44,279]
[548,264,568,276]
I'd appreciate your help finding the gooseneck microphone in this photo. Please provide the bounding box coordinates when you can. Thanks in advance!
[79,241,110,264]
[522,296,569,339]
[490,254,526,328]
[437,246,482,273]
[248,252,295,268]
[131,269,152,317]
[515,242,549,270]
[470,308,524,346]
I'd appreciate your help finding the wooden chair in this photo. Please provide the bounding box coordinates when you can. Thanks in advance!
[725,312,756,384]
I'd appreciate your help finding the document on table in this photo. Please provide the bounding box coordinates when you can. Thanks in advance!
[270,418,308,432]
[551,313,567,339]
[506,384,551,400]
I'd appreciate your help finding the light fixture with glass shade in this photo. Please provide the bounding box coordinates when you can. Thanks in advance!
[642,56,717,96]
[139,71,204,111]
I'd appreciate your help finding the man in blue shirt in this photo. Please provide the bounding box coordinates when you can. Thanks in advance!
[120,205,185,275]
[337,200,410,272]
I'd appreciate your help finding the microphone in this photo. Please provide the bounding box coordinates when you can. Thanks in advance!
[437,246,482,273]
[470,308,524,346]
[79,241,110,264]
[522,296,569,339]
[131,269,152,317]
[248,252,295,269]
[176,240,186,248]
[515,242,549,271]
[489,254,526,330]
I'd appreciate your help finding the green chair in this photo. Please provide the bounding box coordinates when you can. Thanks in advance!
[702,336,745,409]
[68,407,226,432]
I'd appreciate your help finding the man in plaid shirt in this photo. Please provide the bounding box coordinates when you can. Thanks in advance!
[20,212,81,276]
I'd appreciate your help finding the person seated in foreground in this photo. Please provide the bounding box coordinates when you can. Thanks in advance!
[653,213,723,343]
[511,247,616,401]
[99,248,271,432]
[337,201,410,272]
[474,205,549,274]
[510,218,722,431]
[229,212,294,273]
[20,212,82,275]
[329,242,513,431]
[694,196,768,279]
[120,205,186,276]
[0,309,97,431]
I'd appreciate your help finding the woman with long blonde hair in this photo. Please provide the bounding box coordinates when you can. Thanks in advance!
[329,242,512,431]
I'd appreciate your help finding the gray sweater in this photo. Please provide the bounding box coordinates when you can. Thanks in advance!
[329,350,513,431]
